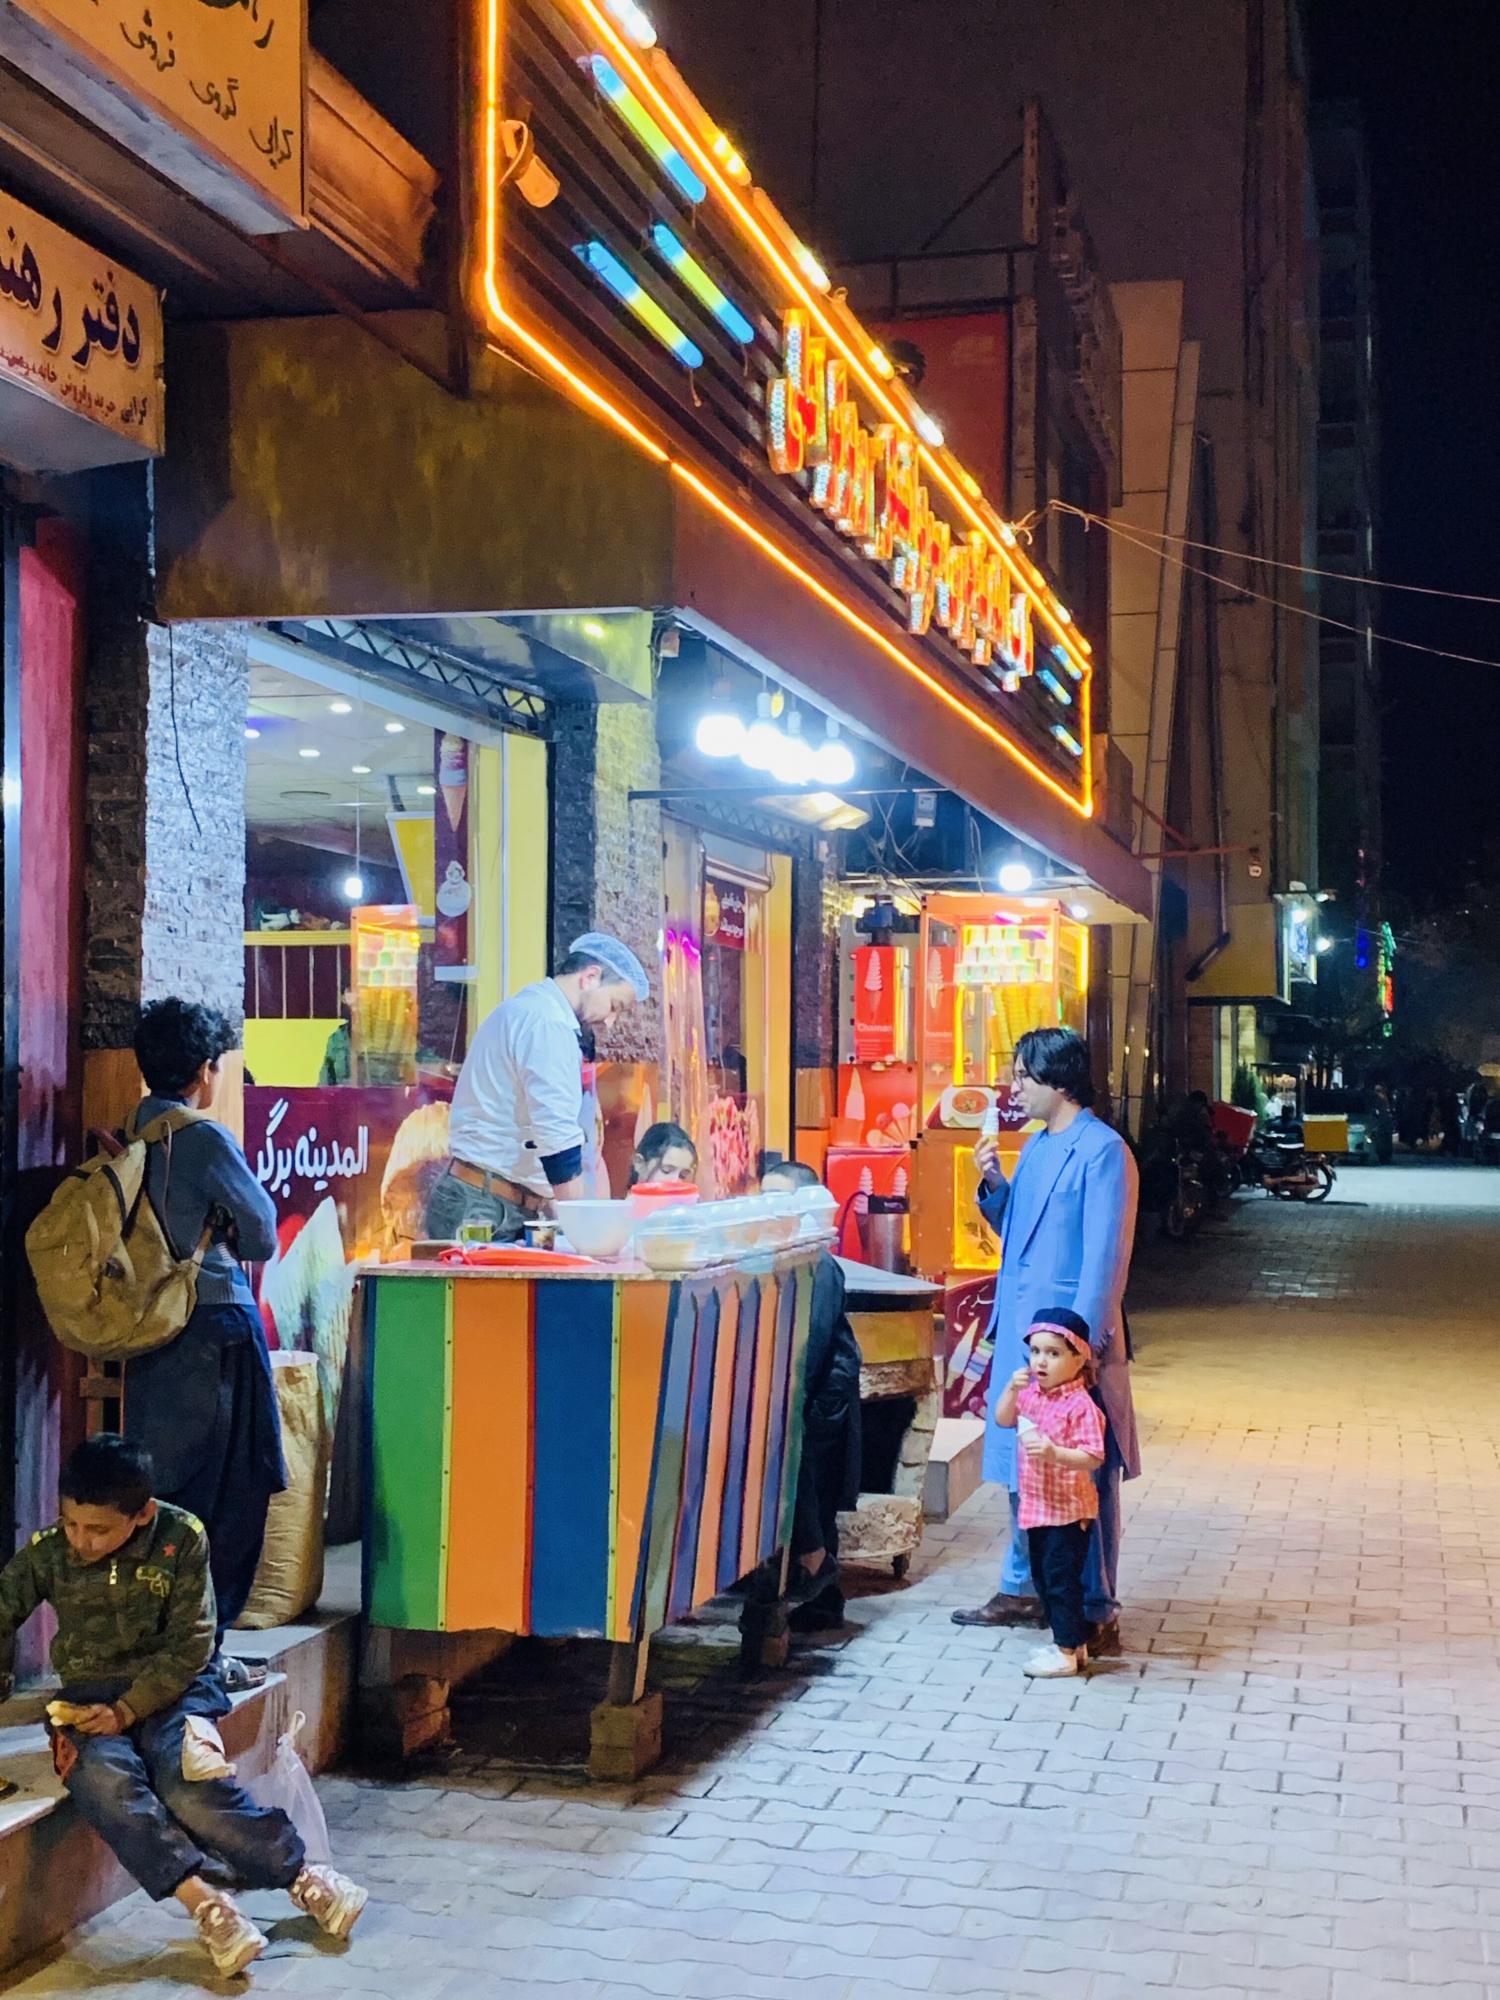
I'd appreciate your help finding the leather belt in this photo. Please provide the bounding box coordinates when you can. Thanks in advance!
[446,1160,547,1214]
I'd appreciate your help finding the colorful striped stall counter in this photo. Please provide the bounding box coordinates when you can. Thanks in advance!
[361,1250,818,1650]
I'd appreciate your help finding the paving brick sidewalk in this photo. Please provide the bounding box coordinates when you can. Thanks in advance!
[12,1163,1500,1998]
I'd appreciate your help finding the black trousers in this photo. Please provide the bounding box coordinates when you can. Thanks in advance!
[1027,1521,1092,1650]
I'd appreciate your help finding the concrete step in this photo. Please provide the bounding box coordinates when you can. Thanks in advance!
[0,1545,360,1975]
[923,1416,987,1521]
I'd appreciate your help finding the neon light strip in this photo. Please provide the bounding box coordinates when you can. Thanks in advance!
[479,1,1091,818]
[1052,643,1084,683]
[1051,724,1084,758]
[577,240,704,367]
[586,54,707,203]
[571,0,1091,677]
[1038,668,1073,707]
[651,224,756,344]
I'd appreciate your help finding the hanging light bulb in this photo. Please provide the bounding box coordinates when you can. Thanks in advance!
[813,718,856,787]
[770,711,814,786]
[998,859,1033,894]
[695,708,746,758]
[603,0,657,47]
[343,873,365,902]
[742,691,783,771]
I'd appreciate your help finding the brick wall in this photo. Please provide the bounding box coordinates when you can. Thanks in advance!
[793,838,843,1071]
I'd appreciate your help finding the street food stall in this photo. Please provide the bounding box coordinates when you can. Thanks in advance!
[360,1205,824,1778]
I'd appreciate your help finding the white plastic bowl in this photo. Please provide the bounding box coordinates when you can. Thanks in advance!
[552,1200,636,1259]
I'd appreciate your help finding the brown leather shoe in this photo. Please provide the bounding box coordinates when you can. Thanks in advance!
[951,1592,1048,1628]
[1086,1618,1122,1656]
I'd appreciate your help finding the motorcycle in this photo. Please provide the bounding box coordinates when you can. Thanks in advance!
[1243,1133,1335,1202]
[1140,1137,1207,1238]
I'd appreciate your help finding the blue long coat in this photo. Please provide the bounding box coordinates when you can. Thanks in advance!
[979,1108,1140,1487]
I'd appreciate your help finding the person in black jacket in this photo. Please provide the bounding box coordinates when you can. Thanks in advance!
[762,1162,863,1629]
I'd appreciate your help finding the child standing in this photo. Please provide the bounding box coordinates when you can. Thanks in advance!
[995,1307,1106,1679]
[0,1436,367,1980]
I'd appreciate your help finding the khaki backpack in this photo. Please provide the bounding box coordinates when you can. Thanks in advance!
[26,1106,215,1361]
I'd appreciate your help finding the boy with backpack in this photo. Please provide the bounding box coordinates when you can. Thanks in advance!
[29,1000,286,1681]
[0,1435,367,1979]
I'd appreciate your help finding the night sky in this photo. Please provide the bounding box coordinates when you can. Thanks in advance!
[1311,2,1500,913]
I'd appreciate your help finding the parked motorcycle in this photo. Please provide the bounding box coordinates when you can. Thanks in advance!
[1243,1133,1335,1202]
[1140,1138,1207,1238]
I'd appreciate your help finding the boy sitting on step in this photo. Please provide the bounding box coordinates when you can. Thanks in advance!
[0,1434,367,1980]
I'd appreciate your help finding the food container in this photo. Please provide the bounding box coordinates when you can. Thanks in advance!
[628,1181,701,1220]
[634,1210,709,1272]
[790,1185,839,1239]
[552,1200,637,1259]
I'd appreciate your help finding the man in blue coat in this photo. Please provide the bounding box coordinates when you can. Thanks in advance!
[951,1027,1139,1652]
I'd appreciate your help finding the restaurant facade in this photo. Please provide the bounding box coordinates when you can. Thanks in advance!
[0,0,1150,1670]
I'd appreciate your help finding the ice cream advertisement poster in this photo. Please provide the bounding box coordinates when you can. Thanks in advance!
[433,732,473,983]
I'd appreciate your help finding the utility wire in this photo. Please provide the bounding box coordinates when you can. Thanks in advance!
[1043,505,1500,675]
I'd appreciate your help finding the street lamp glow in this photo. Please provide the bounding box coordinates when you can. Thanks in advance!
[998,861,1033,894]
[1316,936,1334,955]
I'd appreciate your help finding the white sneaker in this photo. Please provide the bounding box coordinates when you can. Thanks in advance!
[291,1862,369,1940]
[194,1895,268,1978]
[1022,1643,1083,1679]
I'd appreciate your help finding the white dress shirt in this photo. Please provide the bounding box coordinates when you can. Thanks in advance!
[448,979,586,1199]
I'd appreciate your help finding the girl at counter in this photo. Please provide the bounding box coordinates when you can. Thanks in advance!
[629,1123,699,1188]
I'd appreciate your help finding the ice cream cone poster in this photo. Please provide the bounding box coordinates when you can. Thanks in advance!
[853,945,897,1061]
[433,732,473,982]
[921,944,956,1067]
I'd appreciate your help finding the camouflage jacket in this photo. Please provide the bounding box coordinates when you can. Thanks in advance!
[0,1502,216,1720]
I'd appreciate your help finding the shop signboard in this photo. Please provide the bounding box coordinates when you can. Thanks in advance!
[704,875,746,950]
[0,0,306,234]
[478,0,1095,809]
[0,186,163,470]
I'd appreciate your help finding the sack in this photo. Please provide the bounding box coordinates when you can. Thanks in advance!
[245,1711,330,1863]
[25,1107,212,1361]
[236,1353,328,1630]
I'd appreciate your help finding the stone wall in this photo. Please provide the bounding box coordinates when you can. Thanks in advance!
[83,607,248,1046]
[549,695,663,1066]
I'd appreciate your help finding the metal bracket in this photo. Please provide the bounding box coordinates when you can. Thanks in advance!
[270,619,549,735]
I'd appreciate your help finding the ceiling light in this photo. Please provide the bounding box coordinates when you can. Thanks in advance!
[582,619,606,639]
[769,712,813,787]
[298,747,320,759]
[384,721,405,735]
[742,692,782,772]
[812,719,856,787]
[1316,936,1334,955]
[329,700,353,715]
[417,784,437,797]
[695,710,746,759]
[998,860,1033,894]
[1068,902,1090,922]
[352,764,371,775]
[913,407,944,449]
[342,874,366,902]
[244,726,261,741]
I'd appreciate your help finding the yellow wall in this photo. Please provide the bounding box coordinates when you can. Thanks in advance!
[506,734,549,994]
[245,1018,341,1089]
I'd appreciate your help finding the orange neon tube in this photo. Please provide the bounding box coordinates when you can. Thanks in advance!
[565,0,1091,676]
[479,0,1092,818]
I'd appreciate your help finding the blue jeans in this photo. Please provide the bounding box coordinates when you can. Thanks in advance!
[61,1673,304,1903]
[1000,1467,1121,1623]
[425,1168,528,1243]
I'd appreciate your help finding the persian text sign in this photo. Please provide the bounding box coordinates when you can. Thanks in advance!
[0,186,162,467]
[4,0,305,232]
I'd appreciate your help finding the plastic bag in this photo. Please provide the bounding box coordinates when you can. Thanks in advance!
[244,1711,330,1863]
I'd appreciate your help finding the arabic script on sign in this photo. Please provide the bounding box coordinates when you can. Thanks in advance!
[0,188,162,465]
[254,1096,373,1201]
[14,0,304,224]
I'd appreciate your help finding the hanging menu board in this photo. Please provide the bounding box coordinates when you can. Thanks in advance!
[0,0,307,233]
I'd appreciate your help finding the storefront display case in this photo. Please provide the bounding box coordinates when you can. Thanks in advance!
[909,893,1088,1278]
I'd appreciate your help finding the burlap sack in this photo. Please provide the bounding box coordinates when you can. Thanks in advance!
[235,1350,328,1630]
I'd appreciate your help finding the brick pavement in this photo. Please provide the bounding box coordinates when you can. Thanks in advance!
[11,1162,1500,1998]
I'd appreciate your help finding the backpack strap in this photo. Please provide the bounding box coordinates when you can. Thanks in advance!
[127,1107,216,1265]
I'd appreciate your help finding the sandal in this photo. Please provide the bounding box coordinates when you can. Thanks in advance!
[218,1654,269,1693]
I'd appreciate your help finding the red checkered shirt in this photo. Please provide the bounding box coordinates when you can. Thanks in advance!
[1015,1379,1106,1529]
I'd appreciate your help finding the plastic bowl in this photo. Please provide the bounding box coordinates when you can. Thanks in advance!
[628,1181,701,1219]
[552,1200,636,1259]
